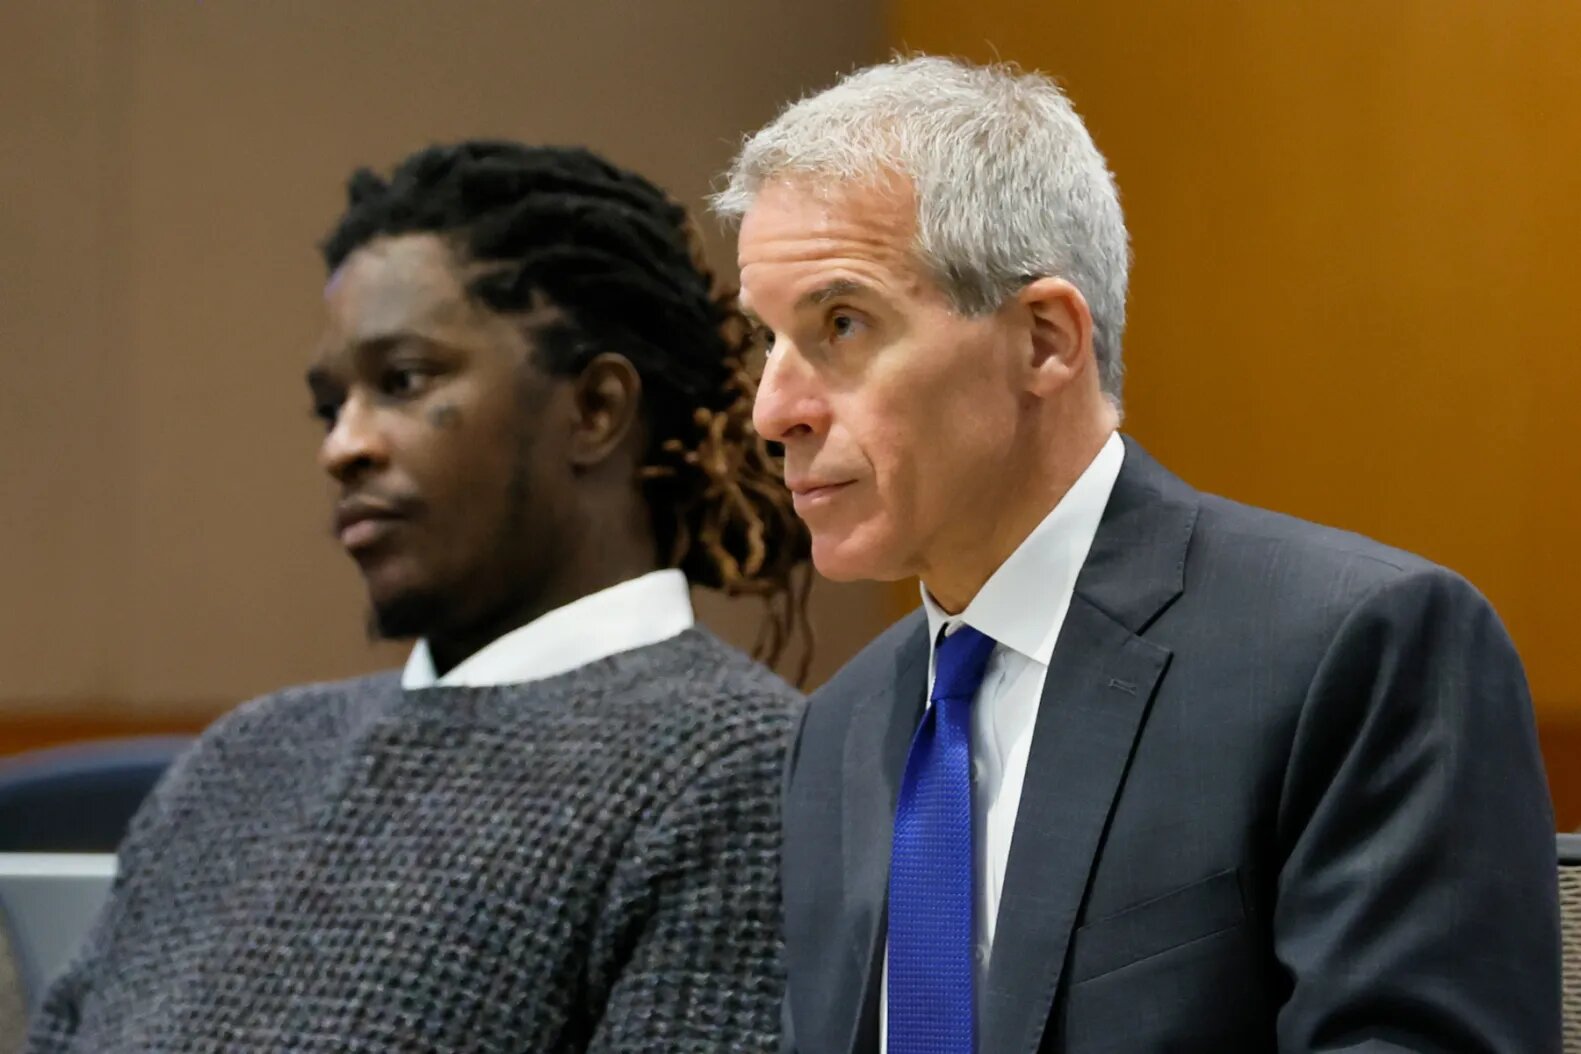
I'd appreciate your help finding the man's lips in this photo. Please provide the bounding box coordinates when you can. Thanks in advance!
[787,478,855,509]
[333,498,412,552]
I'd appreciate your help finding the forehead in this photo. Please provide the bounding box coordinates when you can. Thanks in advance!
[322,232,481,342]
[736,177,926,309]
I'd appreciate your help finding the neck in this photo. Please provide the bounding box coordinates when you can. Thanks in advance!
[921,414,1115,615]
[426,557,662,678]
[427,494,663,677]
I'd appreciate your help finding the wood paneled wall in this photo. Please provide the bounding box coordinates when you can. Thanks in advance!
[887,0,1581,824]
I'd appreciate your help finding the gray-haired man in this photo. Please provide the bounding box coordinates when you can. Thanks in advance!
[717,55,1561,1053]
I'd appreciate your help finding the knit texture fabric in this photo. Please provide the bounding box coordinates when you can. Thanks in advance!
[26,628,798,1053]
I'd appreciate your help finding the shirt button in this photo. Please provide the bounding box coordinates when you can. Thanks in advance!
[975,942,990,967]
[971,759,987,786]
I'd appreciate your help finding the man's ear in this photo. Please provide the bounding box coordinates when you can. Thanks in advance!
[568,352,643,469]
[1018,276,1095,397]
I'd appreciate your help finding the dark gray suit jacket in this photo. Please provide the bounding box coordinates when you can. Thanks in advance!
[781,437,1561,1053]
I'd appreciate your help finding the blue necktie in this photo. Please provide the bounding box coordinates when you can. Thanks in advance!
[888,623,997,1054]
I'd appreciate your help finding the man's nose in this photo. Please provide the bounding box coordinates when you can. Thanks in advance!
[753,343,830,443]
[318,394,390,484]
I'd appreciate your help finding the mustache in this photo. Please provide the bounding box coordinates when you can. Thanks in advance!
[330,488,423,536]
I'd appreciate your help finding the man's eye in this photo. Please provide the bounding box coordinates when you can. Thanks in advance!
[831,313,863,340]
[753,325,778,354]
[311,401,341,430]
[380,366,432,398]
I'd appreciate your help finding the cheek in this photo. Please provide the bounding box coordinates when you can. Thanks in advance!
[858,417,918,505]
[405,432,513,533]
[862,372,1017,518]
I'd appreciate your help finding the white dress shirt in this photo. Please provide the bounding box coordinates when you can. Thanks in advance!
[881,431,1125,1051]
[401,568,695,689]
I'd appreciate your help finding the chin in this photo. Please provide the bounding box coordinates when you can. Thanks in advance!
[364,577,448,642]
[809,528,908,584]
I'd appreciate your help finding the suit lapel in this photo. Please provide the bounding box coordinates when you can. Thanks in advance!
[981,436,1199,1054]
[839,617,929,1054]
[979,599,1171,1052]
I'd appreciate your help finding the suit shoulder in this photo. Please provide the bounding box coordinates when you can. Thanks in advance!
[1185,491,1513,661]
[1194,491,1447,593]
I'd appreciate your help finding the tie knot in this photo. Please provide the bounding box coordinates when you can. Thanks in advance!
[932,624,997,704]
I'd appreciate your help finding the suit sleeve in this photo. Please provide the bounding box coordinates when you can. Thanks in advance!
[1273,566,1562,1053]
[586,716,792,1054]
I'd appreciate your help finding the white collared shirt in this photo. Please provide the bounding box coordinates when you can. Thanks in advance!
[881,431,1125,1051]
[400,568,695,689]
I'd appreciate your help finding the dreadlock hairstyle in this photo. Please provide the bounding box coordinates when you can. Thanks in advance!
[322,141,813,679]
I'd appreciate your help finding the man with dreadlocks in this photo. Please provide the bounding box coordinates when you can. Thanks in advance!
[26,141,811,1054]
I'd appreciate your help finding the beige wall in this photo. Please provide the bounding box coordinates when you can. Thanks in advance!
[0,1,883,713]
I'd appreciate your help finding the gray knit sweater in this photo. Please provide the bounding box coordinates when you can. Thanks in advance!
[26,629,799,1053]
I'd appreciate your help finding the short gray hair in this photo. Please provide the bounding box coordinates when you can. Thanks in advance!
[714,55,1131,403]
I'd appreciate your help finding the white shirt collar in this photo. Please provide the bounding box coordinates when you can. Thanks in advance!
[401,568,695,690]
[922,431,1126,664]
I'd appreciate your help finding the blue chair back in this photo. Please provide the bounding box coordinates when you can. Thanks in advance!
[0,737,190,853]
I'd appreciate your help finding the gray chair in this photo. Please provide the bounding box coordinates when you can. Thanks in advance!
[1562,833,1580,1053]
[0,853,116,1052]
[0,736,179,1051]
[0,919,24,1054]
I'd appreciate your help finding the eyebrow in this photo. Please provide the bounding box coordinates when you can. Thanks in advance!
[799,278,872,309]
[302,332,412,390]
[303,364,338,395]
[741,278,875,327]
